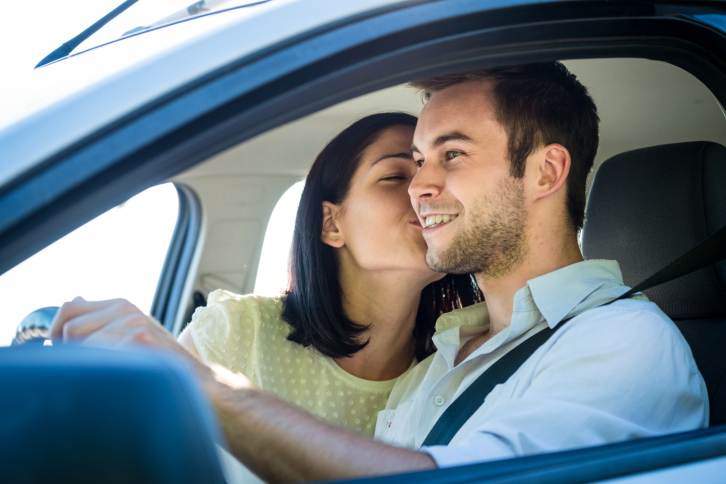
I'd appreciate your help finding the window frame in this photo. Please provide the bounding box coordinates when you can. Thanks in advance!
[358,427,726,484]
[2,1,726,480]
[151,183,202,333]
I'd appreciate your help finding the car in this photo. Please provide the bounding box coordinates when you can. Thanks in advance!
[1,0,725,482]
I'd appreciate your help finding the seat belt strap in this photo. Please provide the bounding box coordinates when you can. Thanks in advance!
[421,223,726,448]
[420,324,558,447]
[609,223,726,303]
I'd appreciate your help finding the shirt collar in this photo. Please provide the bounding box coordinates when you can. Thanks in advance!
[527,259,626,329]
[431,260,628,368]
[435,301,489,336]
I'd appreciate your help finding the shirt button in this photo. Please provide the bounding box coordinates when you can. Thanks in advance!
[434,396,445,406]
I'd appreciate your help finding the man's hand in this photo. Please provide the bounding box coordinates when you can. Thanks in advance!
[49,297,436,483]
[49,297,206,373]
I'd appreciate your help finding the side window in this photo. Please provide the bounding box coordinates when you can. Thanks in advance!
[0,184,179,346]
[254,181,305,296]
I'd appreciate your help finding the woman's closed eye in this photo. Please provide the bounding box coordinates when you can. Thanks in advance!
[380,174,409,182]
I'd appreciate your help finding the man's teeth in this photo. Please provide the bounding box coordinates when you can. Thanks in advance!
[424,214,457,228]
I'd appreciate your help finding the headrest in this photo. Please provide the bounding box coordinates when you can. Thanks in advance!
[582,141,726,319]
[0,346,226,483]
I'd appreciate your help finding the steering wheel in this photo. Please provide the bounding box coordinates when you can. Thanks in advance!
[12,307,58,346]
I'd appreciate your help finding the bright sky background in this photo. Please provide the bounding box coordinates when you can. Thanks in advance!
[0,1,264,91]
[254,181,305,296]
[0,185,179,346]
[0,1,187,92]
[0,0,299,345]
[0,1,197,345]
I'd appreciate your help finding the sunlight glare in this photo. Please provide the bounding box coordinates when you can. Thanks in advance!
[253,181,304,297]
[0,184,178,346]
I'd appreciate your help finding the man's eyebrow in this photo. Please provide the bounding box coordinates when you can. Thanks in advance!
[369,152,413,168]
[412,131,475,155]
[431,131,474,148]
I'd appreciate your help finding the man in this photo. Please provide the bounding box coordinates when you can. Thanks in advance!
[50,62,707,482]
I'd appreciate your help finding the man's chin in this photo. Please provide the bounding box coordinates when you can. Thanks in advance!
[425,250,463,274]
[426,244,491,275]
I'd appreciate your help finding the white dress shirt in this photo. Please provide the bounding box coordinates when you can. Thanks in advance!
[374,260,708,468]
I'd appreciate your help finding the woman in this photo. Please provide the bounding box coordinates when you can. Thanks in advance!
[178,112,480,436]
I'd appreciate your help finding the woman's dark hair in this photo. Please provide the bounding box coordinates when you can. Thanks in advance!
[282,112,483,361]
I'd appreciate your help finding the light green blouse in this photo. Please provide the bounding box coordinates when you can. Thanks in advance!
[188,289,415,436]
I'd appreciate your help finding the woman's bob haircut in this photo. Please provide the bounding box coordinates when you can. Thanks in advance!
[282,112,482,360]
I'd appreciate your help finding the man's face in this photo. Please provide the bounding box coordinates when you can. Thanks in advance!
[410,81,529,278]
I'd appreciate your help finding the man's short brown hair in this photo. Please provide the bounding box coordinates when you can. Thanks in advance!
[410,62,599,232]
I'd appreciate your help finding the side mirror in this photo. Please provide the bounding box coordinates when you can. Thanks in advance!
[12,307,58,346]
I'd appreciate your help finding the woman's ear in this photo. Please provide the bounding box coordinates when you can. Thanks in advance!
[321,201,345,248]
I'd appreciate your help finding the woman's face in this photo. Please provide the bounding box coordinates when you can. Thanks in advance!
[331,125,444,282]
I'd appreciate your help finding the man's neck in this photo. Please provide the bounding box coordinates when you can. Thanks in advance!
[454,233,583,366]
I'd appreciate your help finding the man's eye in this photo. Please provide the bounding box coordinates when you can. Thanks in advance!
[445,150,464,161]
[414,159,424,168]
[381,175,406,181]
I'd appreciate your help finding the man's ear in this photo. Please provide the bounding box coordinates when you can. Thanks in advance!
[533,144,571,201]
[321,201,345,248]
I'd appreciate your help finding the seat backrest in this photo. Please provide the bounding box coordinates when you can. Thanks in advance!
[581,141,726,425]
[0,346,226,483]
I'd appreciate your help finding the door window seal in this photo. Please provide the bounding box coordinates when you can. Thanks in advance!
[151,183,201,333]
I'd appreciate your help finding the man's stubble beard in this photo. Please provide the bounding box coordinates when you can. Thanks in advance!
[425,177,529,278]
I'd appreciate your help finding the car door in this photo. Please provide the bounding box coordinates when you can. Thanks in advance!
[2,1,726,482]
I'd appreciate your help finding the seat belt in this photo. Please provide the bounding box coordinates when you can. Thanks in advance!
[421,223,726,448]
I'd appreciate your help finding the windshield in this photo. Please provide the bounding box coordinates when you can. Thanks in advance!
[74,0,269,53]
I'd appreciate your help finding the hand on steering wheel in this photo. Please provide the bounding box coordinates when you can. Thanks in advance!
[47,297,210,376]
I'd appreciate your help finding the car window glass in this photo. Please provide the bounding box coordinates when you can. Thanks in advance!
[75,0,269,53]
[254,181,304,296]
[0,184,178,346]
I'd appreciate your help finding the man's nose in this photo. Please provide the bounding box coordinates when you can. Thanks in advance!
[409,161,442,200]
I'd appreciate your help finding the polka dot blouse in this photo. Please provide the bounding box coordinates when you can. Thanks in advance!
[188,289,415,436]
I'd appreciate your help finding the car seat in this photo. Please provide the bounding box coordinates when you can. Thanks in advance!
[0,346,226,483]
[582,141,726,426]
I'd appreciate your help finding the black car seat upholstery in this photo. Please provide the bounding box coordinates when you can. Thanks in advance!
[0,346,226,483]
[582,141,726,426]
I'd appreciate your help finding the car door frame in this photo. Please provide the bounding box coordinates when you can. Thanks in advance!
[2,1,726,480]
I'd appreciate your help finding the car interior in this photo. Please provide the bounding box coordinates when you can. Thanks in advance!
[172,57,726,322]
[583,139,726,427]
[167,54,726,455]
[4,37,726,483]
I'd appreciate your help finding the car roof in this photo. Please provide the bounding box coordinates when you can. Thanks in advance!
[4,0,707,190]
[0,0,407,188]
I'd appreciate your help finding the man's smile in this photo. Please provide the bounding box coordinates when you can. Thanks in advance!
[420,213,459,229]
